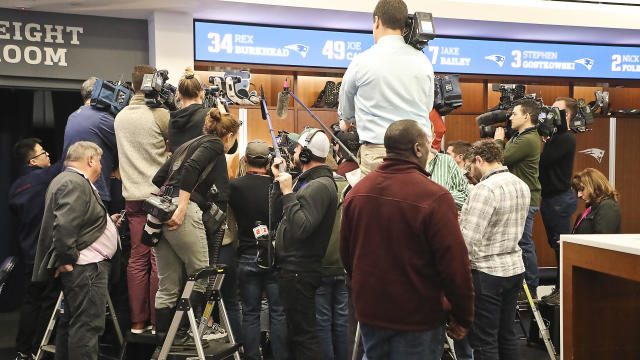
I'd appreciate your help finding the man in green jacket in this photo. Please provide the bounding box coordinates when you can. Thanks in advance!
[494,98,541,297]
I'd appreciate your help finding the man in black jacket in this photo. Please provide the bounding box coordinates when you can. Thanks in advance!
[539,97,578,305]
[271,128,338,360]
[9,138,63,360]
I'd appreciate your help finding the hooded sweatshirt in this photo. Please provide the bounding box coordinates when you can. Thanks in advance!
[169,103,210,152]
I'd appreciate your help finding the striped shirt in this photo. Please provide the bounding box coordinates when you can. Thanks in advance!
[426,151,469,210]
[460,166,529,277]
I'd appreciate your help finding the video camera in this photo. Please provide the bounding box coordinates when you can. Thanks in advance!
[403,12,436,51]
[571,90,608,132]
[90,79,133,117]
[203,84,230,114]
[140,69,179,111]
[208,70,260,106]
[267,130,297,175]
[433,74,463,116]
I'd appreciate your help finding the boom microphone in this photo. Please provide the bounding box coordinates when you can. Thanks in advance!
[276,79,290,119]
[476,110,510,126]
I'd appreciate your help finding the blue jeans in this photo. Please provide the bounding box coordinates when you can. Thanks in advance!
[219,244,242,344]
[519,206,539,292]
[454,336,474,360]
[316,275,349,360]
[360,324,445,360]
[468,270,523,360]
[540,190,578,286]
[237,254,288,360]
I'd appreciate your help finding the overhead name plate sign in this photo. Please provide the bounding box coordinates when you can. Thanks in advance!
[194,20,640,79]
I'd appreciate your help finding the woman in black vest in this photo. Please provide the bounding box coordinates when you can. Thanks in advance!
[571,167,621,234]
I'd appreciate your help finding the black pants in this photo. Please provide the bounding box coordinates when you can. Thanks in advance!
[279,269,322,360]
[56,261,111,360]
[468,270,523,360]
[15,266,60,355]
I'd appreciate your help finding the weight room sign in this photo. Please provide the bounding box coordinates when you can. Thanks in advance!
[0,21,82,66]
[0,8,148,82]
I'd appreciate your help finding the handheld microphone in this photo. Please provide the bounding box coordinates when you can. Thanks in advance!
[276,79,290,119]
[253,221,274,269]
[476,110,510,126]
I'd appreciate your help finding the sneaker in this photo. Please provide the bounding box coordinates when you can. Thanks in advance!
[202,323,227,340]
[542,288,560,306]
[131,322,153,334]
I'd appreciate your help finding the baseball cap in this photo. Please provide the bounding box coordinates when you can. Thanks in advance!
[297,128,330,158]
[245,139,269,159]
[287,132,300,143]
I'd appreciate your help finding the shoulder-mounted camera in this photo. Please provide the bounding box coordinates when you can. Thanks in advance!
[404,12,436,51]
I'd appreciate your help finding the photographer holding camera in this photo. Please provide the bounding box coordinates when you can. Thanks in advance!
[538,97,578,305]
[114,64,170,334]
[150,109,240,343]
[338,0,434,177]
[493,99,542,297]
[270,129,338,360]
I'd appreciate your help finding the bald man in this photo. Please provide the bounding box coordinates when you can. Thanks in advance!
[340,120,474,360]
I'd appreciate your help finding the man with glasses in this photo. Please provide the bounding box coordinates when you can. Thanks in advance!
[494,99,542,298]
[9,138,63,360]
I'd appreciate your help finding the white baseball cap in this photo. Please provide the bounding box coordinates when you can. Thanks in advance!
[297,129,330,158]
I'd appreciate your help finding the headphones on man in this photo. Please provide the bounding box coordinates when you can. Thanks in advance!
[299,128,322,165]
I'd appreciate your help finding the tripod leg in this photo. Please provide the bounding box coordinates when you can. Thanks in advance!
[35,291,63,360]
[523,280,557,359]
[352,322,361,360]
[106,293,124,346]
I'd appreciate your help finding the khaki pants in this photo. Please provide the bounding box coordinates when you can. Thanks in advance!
[357,143,387,177]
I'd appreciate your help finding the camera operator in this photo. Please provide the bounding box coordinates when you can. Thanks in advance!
[493,98,541,297]
[334,129,360,177]
[270,128,337,360]
[62,77,118,208]
[459,140,530,359]
[229,139,289,360]
[341,120,474,359]
[114,64,170,334]
[9,139,63,360]
[538,97,578,305]
[168,67,209,152]
[151,109,240,343]
[338,0,434,177]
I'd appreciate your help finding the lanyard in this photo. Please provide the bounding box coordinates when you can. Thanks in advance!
[573,206,592,232]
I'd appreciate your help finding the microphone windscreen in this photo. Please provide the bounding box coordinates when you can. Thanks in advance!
[276,91,290,119]
[476,110,509,126]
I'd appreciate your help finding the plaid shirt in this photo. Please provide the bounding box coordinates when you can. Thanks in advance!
[460,166,529,277]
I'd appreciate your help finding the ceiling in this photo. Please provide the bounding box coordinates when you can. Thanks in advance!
[3,0,640,45]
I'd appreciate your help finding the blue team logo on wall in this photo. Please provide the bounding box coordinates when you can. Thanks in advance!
[285,44,310,58]
[484,54,505,67]
[574,58,594,70]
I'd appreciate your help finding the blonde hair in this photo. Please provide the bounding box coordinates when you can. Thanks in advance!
[178,66,203,99]
[571,168,619,203]
[65,141,102,165]
[203,108,241,138]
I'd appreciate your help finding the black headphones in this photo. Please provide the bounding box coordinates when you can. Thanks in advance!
[299,128,322,164]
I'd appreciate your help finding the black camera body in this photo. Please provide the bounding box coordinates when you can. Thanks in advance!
[90,79,133,117]
[433,74,463,116]
[203,84,230,113]
[404,12,436,51]
[141,70,179,111]
[142,194,176,222]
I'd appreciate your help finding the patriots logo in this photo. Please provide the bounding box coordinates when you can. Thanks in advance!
[575,58,594,70]
[579,148,605,163]
[285,44,309,58]
[485,54,505,67]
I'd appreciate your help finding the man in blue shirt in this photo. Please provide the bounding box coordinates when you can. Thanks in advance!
[62,77,118,208]
[338,0,434,177]
[9,138,63,360]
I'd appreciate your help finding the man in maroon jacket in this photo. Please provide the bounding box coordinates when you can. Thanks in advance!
[340,120,474,360]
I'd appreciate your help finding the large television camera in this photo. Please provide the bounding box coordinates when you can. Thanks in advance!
[476,84,565,139]
[140,69,179,111]
[403,12,436,51]
[90,79,133,117]
[267,130,298,175]
[208,70,260,106]
[203,84,230,114]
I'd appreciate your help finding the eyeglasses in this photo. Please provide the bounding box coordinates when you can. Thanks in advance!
[30,151,49,160]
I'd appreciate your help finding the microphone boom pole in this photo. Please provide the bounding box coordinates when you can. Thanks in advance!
[260,85,286,173]
[285,89,358,163]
